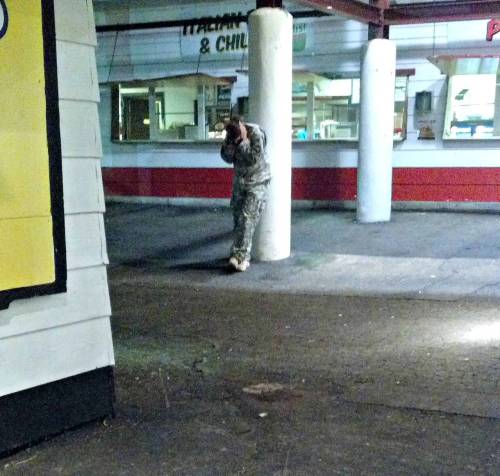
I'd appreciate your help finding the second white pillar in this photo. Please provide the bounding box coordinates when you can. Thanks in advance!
[357,39,396,223]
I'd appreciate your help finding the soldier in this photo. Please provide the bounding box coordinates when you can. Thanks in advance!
[221,116,271,272]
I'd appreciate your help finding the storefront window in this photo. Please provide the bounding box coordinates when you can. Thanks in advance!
[291,73,408,141]
[112,74,234,142]
[111,72,409,143]
[444,73,500,139]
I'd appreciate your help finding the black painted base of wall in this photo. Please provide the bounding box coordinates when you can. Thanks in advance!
[0,367,115,457]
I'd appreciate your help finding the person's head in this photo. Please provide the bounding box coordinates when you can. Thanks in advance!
[225,116,244,143]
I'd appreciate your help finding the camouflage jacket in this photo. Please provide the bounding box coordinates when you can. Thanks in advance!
[220,123,271,187]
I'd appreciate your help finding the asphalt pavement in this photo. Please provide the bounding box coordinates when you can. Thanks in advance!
[3,204,500,475]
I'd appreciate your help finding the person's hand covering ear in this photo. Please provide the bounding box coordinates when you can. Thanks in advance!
[239,123,248,142]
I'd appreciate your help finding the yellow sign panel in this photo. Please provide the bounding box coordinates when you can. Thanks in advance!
[0,0,66,307]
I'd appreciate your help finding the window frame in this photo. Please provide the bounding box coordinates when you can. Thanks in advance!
[443,72,500,141]
[289,70,412,143]
[110,75,236,143]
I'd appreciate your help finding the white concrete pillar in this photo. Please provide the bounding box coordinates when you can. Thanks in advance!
[494,81,500,136]
[357,39,396,223]
[306,81,315,140]
[249,8,293,261]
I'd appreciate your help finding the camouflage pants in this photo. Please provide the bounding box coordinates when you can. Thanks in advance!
[230,179,270,262]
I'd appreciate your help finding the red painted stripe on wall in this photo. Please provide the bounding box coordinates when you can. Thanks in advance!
[394,168,500,185]
[102,167,500,202]
[292,168,357,201]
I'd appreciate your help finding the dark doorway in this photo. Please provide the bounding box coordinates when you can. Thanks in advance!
[123,95,149,140]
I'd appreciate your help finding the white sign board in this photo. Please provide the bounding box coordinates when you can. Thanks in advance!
[180,12,312,58]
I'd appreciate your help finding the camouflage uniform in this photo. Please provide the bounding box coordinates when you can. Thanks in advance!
[221,123,271,263]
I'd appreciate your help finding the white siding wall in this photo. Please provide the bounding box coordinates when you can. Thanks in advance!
[95,3,500,170]
[0,0,114,398]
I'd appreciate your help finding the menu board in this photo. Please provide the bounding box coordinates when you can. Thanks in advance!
[0,0,66,308]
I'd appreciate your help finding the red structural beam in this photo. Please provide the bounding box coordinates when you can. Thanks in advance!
[294,0,381,24]
[385,0,500,25]
[296,0,500,25]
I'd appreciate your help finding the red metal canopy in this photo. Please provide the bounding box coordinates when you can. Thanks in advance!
[295,0,500,25]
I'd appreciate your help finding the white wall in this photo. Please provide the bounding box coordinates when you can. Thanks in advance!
[0,0,114,398]
[95,2,500,170]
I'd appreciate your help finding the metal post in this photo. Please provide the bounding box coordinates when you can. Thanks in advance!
[306,81,315,140]
[368,0,390,39]
[148,86,159,141]
[196,85,206,140]
[256,0,283,8]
